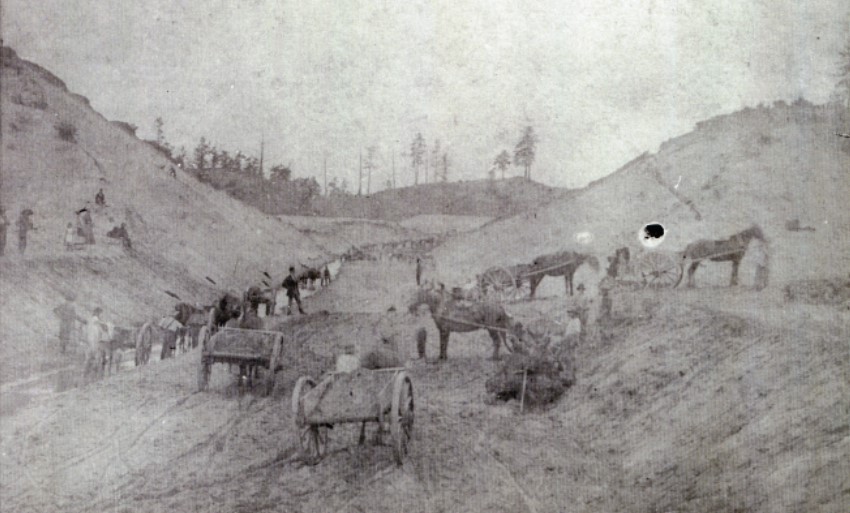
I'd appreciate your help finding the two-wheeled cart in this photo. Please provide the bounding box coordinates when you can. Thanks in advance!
[291,368,414,465]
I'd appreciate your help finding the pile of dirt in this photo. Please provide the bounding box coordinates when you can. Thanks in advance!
[783,276,850,307]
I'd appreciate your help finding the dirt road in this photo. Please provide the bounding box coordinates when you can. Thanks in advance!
[1,260,847,513]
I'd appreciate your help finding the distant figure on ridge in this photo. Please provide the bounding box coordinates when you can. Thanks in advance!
[95,188,105,207]
[64,222,76,250]
[752,239,770,291]
[322,266,331,287]
[282,266,305,315]
[0,206,8,256]
[415,257,422,286]
[107,223,131,249]
[16,208,35,254]
[77,207,95,244]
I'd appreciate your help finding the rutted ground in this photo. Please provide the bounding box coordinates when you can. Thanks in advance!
[2,260,847,513]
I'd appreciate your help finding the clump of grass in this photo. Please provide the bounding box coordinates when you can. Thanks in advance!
[54,120,77,143]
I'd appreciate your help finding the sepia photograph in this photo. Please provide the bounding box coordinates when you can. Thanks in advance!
[1,1,848,512]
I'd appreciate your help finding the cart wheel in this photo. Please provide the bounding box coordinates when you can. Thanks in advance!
[639,251,683,288]
[292,376,316,427]
[299,424,329,465]
[292,377,328,464]
[481,267,516,304]
[390,371,414,465]
[197,355,211,392]
[264,335,283,397]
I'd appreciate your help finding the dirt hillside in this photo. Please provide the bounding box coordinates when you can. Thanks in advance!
[433,101,850,288]
[0,46,326,381]
[312,177,563,220]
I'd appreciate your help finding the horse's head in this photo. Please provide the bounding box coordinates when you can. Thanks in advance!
[408,283,439,314]
[746,224,766,242]
[583,254,600,272]
[216,293,243,324]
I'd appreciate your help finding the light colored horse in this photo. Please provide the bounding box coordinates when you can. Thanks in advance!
[680,224,765,288]
[528,251,600,297]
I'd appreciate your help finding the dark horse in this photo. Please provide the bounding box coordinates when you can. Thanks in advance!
[298,265,322,290]
[528,251,600,297]
[408,284,513,360]
[679,224,765,288]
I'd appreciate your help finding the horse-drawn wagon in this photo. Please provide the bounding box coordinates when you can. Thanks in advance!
[291,368,414,464]
[476,251,600,303]
[606,225,766,289]
[197,327,285,395]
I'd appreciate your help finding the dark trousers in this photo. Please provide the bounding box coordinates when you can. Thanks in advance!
[288,295,304,314]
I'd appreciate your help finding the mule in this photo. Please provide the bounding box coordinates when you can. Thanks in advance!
[408,284,513,360]
[528,251,600,297]
[680,224,765,288]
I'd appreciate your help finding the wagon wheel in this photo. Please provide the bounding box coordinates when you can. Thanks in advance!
[292,376,328,464]
[638,251,683,289]
[390,371,414,465]
[480,267,517,303]
[263,335,283,397]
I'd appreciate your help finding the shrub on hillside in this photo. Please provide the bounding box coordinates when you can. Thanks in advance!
[110,120,138,136]
[54,120,77,143]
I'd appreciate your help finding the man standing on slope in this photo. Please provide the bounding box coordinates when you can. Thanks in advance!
[53,293,84,354]
[415,257,422,286]
[0,206,8,256]
[16,209,35,254]
[282,267,305,315]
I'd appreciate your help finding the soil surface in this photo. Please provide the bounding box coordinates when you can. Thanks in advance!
[2,259,848,513]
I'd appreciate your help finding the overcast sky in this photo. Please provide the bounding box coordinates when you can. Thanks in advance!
[3,0,848,190]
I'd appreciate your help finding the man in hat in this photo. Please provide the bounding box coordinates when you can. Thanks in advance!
[82,208,94,244]
[282,266,305,315]
[0,206,8,256]
[16,209,35,254]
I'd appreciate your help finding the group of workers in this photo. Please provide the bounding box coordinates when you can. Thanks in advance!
[0,189,134,256]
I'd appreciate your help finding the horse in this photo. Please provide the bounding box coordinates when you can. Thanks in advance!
[679,224,765,288]
[210,293,244,329]
[408,283,513,361]
[297,266,322,290]
[244,286,276,317]
[527,251,600,297]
